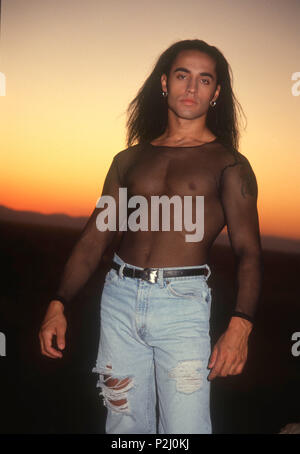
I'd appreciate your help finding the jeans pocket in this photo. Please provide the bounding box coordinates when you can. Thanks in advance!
[104,268,119,284]
[166,278,208,301]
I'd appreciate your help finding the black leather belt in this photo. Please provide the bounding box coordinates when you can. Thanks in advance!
[111,261,208,284]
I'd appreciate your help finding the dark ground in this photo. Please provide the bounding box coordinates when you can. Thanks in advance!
[0,220,299,434]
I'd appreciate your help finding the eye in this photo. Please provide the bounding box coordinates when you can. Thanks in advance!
[201,79,210,85]
[177,74,186,80]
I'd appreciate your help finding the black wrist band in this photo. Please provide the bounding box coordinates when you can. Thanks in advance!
[232,311,254,323]
[52,295,69,307]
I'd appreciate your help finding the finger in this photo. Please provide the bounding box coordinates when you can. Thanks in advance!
[42,349,61,359]
[222,356,241,376]
[44,346,63,359]
[208,347,218,368]
[228,352,247,375]
[234,362,245,375]
[227,359,245,376]
[40,325,64,358]
[227,362,239,375]
[214,354,234,377]
[208,356,226,380]
[56,325,66,350]
[39,332,60,359]
[208,365,222,381]
[43,331,63,358]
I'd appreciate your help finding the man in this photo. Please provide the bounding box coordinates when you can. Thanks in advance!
[39,39,263,434]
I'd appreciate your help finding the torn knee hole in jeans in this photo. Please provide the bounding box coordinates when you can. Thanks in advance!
[96,364,134,413]
[168,360,203,394]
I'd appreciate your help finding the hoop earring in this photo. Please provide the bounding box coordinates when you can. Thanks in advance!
[162,90,168,97]
[210,100,216,107]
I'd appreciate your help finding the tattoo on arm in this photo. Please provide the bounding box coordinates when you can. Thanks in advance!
[219,158,257,199]
[239,164,257,198]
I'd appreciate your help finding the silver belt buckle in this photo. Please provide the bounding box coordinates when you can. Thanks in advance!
[143,268,158,283]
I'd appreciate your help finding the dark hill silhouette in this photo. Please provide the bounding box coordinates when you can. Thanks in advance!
[0,204,87,229]
[0,203,300,254]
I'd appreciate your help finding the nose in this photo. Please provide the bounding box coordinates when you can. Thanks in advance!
[186,77,197,93]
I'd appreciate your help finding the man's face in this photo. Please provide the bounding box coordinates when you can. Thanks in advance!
[161,49,221,120]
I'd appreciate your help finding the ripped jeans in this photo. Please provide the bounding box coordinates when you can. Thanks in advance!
[92,253,212,434]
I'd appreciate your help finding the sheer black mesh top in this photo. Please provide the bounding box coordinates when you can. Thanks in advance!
[54,138,263,321]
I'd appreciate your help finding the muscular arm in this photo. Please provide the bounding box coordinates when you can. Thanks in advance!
[53,155,123,306]
[207,153,263,380]
[39,154,124,358]
[220,153,264,324]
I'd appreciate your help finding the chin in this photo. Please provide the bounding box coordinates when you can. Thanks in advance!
[176,109,202,120]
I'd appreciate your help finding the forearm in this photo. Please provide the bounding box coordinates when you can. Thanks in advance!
[232,251,264,324]
[54,230,116,305]
[51,153,124,308]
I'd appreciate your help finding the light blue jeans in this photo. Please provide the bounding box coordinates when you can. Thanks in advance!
[92,253,212,434]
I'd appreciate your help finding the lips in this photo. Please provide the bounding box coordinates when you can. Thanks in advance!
[181,99,196,104]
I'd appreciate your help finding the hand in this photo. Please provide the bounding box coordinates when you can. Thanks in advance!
[39,300,67,359]
[207,317,252,381]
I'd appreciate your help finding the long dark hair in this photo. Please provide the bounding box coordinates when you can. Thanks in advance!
[126,39,246,154]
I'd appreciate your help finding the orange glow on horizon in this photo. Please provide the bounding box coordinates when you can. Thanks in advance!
[1,0,299,241]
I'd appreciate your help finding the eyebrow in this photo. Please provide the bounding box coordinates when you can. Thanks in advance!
[173,67,215,80]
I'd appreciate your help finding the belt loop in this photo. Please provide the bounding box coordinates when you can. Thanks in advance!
[205,264,211,281]
[158,268,164,288]
[119,263,125,279]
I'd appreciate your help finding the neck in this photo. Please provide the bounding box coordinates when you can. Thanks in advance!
[162,111,214,143]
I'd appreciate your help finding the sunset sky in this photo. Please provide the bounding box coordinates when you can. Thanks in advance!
[0,0,299,239]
